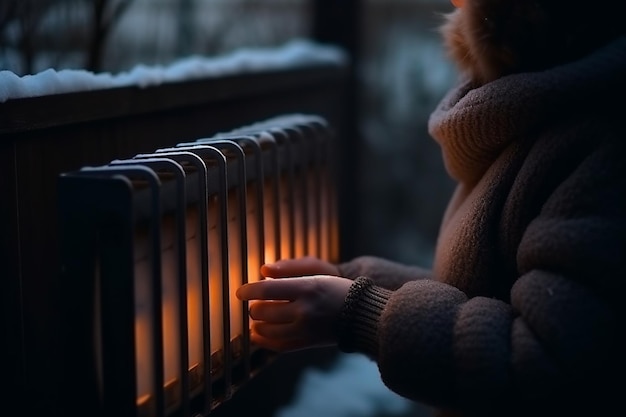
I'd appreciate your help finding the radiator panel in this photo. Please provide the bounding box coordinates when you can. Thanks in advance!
[58,114,339,417]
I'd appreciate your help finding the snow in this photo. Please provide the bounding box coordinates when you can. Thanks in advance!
[0,39,347,103]
[277,353,414,417]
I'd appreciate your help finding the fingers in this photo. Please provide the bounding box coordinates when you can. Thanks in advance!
[249,300,294,323]
[253,321,299,339]
[236,277,314,301]
[247,301,303,352]
[250,322,300,351]
[241,276,350,353]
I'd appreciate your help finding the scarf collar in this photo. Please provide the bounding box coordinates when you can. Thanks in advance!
[428,36,626,184]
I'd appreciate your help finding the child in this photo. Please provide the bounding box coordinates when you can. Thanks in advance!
[237,1,626,415]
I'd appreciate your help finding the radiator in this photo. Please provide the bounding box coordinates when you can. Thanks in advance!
[58,114,339,417]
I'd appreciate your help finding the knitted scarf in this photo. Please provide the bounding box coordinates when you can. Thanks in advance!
[428,36,626,186]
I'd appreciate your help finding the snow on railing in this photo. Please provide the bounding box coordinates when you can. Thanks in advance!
[0,39,347,103]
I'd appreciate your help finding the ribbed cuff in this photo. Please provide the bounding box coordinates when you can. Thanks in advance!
[336,276,392,357]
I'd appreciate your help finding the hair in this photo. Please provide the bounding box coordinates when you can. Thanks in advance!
[440,0,626,85]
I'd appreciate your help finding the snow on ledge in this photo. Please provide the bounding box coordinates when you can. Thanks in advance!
[0,39,347,103]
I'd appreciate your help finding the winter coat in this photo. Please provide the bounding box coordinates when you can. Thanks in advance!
[336,36,626,417]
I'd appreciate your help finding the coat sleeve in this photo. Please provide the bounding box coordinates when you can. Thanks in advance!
[336,142,626,414]
[337,255,432,290]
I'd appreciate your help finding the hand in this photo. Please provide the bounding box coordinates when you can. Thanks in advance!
[260,256,340,278]
[236,275,353,352]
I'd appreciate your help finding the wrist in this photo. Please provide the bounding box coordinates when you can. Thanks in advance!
[336,276,392,357]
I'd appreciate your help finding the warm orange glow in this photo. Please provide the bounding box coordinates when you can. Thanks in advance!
[131,164,337,410]
[245,184,263,285]
[185,208,203,375]
[279,176,293,259]
[227,191,244,341]
[134,238,155,408]
[161,235,181,393]
[320,173,331,262]
[208,196,225,356]
[263,178,278,263]
[306,169,320,258]
[328,172,340,263]
[293,175,306,259]
[134,307,153,402]
[134,218,186,409]
[136,393,151,409]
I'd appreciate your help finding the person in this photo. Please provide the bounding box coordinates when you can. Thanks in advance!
[237,1,626,416]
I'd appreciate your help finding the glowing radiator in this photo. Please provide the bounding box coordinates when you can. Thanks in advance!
[58,114,339,417]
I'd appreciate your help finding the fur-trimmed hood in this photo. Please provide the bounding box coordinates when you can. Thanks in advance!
[441,0,626,84]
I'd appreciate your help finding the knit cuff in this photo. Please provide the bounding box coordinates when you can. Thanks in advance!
[336,276,392,357]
